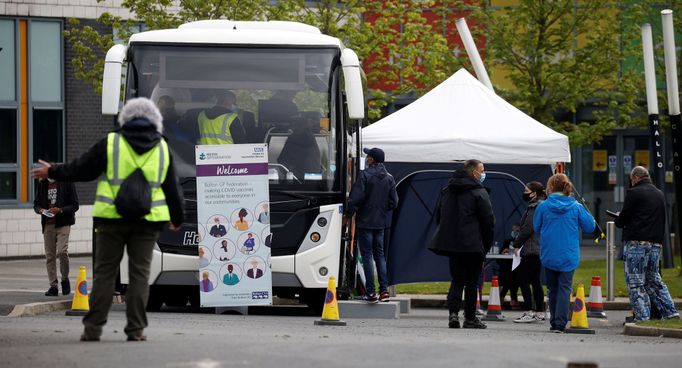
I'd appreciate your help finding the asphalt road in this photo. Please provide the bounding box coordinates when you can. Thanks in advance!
[1,306,680,368]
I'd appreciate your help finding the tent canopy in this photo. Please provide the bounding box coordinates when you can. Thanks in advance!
[361,69,571,164]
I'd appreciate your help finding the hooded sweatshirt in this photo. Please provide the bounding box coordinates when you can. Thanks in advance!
[533,193,595,272]
[428,170,495,256]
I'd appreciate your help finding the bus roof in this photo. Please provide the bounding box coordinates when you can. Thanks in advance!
[128,20,343,48]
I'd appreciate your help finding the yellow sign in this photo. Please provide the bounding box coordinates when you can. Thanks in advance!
[635,150,650,169]
[592,150,607,172]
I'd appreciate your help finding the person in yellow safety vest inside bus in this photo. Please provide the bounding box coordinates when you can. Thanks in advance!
[198,90,248,145]
[31,97,184,343]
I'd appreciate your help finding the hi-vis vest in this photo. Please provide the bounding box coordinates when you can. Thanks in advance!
[198,111,238,144]
[93,133,170,222]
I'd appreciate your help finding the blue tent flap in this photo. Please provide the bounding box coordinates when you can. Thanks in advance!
[385,163,552,285]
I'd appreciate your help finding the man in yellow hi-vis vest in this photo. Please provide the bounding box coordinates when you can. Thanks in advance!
[32,98,184,342]
[197,90,248,145]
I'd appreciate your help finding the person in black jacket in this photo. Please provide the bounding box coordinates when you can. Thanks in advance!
[34,179,79,296]
[344,147,398,303]
[512,181,547,323]
[615,166,679,321]
[429,159,494,329]
[32,98,184,342]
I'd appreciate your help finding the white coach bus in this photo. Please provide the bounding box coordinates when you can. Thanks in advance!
[100,20,365,311]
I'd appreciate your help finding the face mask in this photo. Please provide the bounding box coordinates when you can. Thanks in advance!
[479,172,486,183]
[47,178,55,183]
[511,230,519,239]
[522,192,532,202]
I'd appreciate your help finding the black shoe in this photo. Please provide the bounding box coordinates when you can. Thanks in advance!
[448,313,460,329]
[45,287,59,296]
[61,280,71,296]
[462,318,487,329]
[127,334,147,342]
[80,333,100,342]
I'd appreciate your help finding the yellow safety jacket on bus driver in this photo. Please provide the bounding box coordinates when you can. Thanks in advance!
[198,111,238,145]
[92,132,170,222]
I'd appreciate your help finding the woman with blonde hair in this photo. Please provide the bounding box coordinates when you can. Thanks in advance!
[533,173,595,333]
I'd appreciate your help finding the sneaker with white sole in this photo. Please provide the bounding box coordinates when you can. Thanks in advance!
[513,312,539,323]
[535,312,546,321]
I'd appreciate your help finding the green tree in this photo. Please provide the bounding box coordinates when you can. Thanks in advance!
[65,0,460,120]
[465,0,645,146]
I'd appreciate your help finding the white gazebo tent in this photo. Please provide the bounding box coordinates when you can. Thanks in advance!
[361,68,570,164]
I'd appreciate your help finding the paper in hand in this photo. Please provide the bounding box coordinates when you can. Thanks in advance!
[42,209,55,218]
[512,247,522,271]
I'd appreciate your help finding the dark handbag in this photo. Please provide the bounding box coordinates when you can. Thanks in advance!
[114,168,152,220]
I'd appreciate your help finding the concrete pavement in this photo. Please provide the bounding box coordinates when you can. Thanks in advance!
[2,255,681,317]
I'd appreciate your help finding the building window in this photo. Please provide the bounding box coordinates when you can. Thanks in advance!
[0,19,19,202]
[0,18,64,205]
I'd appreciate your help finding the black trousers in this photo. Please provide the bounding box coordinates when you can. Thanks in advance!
[516,255,545,312]
[447,253,484,320]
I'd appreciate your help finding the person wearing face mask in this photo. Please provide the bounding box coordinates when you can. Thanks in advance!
[197,90,248,145]
[34,178,79,296]
[429,159,494,329]
[512,181,547,323]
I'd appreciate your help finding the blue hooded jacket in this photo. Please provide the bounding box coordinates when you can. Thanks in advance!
[533,193,596,272]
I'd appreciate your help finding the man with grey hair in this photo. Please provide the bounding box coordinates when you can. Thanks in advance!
[32,97,184,341]
[615,166,679,321]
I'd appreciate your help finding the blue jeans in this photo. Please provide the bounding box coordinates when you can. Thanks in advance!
[357,228,388,295]
[624,241,679,320]
[545,268,574,330]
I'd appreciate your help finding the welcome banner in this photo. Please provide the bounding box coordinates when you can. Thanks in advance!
[195,144,272,307]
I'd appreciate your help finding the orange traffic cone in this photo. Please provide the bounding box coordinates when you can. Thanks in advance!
[587,276,607,319]
[566,284,595,334]
[65,265,90,316]
[483,276,505,321]
[314,276,346,326]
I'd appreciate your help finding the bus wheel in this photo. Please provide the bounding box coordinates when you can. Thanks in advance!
[146,286,164,311]
[302,288,326,315]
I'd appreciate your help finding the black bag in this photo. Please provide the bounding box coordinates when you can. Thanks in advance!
[114,168,151,220]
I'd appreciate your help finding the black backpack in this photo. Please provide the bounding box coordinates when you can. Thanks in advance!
[113,140,156,220]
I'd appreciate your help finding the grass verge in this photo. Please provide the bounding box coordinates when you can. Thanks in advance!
[636,319,682,329]
[396,260,682,298]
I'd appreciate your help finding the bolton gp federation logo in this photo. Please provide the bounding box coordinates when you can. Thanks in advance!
[199,152,206,160]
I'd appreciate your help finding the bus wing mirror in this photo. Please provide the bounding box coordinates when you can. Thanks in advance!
[102,44,126,115]
[341,48,365,120]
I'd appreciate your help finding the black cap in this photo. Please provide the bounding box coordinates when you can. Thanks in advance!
[363,147,385,163]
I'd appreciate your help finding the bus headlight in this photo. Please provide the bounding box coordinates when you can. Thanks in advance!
[310,232,321,242]
[317,217,328,227]
[319,267,328,276]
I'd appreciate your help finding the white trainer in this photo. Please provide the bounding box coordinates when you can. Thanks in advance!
[513,312,539,323]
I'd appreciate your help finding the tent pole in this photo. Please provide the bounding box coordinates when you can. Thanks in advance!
[455,17,494,92]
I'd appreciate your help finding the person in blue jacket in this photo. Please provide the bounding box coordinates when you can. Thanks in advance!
[534,173,595,333]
